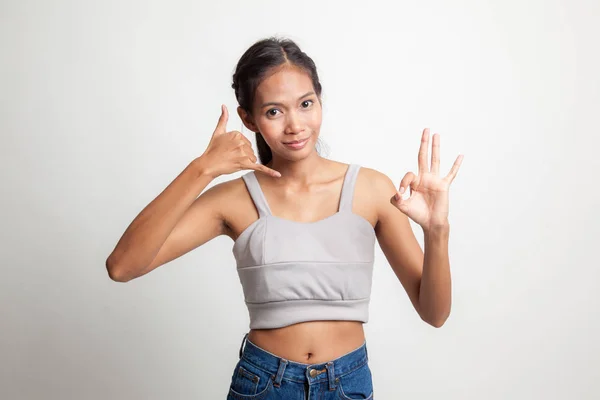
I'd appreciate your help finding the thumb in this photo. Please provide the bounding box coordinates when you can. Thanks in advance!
[214,104,229,134]
[391,191,409,214]
[397,201,409,214]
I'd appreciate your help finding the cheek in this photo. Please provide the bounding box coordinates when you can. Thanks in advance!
[311,104,322,120]
[307,110,322,129]
[257,119,281,138]
[255,123,280,146]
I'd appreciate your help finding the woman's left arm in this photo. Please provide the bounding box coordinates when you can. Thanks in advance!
[420,223,451,327]
[371,128,463,328]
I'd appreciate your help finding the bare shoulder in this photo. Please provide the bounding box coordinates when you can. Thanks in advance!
[356,165,398,203]
[358,165,396,190]
[204,172,259,240]
[207,173,248,197]
[339,164,391,228]
[357,167,408,233]
[196,174,243,208]
[202,173,250,213]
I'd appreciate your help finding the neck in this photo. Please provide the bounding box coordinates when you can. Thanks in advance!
[267,151,327,185]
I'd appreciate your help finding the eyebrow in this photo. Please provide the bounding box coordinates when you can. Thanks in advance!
[260,91,315,108]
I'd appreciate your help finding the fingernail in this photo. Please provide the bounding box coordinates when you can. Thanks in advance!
[400,187,405,194]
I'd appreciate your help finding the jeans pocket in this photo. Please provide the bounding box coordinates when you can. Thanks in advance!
[228,359,274,400]
[337,362,374,400]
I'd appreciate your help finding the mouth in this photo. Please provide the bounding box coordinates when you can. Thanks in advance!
[283,137,309,150]
[283,138,309,144]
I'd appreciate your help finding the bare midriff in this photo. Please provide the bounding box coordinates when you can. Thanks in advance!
[247,320,366,364]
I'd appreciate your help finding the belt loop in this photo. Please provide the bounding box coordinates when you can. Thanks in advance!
[273,358,288,388]
[327,361,337,391]
[364,341,368,361]
[238,332,248,359]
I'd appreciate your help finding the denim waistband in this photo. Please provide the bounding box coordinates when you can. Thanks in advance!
[237,332,369,386]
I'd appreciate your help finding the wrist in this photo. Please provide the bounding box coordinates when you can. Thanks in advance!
[422,221,450,237]
[191,156,217,180]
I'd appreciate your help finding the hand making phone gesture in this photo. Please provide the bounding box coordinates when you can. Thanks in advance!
[391,128,464,231]
[199,105,281,178]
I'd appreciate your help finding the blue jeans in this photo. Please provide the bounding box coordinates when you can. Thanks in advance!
[227,332,374,399]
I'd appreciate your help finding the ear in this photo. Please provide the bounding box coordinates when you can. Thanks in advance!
[237,106,259,133]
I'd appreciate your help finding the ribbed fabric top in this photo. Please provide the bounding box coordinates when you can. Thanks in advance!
[232,164,376,329]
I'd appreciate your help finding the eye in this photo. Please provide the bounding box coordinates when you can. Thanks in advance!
[301,100,314,108]
[266,108,280,117]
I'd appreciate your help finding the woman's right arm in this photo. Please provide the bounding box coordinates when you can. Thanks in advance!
[105,105,280,282]
[105,158,221,282]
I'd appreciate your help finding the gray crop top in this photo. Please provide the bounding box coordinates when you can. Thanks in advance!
[232,164,376,329]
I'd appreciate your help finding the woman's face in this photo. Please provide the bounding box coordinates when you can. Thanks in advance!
[240,65,322,161]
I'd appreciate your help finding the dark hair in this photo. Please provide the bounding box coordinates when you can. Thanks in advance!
[231,37,323,165]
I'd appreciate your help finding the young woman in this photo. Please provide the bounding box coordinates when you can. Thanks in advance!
[106,37,463,399]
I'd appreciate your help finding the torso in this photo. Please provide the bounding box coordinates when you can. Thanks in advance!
[222,160,378,364]
[247,321,367,364]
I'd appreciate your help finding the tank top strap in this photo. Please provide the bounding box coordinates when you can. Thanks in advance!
[338,164,361,212]
[241,171,273,217]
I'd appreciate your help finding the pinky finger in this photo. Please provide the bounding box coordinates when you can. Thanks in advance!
[249,162,282,178]
[262,166,282,178]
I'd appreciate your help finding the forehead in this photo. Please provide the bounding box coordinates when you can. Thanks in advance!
[254,66,314,104]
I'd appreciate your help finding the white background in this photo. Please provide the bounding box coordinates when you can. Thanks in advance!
[2,0,599,398]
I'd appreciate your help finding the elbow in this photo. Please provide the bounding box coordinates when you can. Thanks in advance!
[421,312,450,328]
[105,255,131,282]
[428,318,446,328]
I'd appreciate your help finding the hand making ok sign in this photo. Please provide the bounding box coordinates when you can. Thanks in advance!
[391,128,464,232]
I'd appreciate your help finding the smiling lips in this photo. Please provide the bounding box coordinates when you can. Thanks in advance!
[283,137,309,149]
[284,138,308,144]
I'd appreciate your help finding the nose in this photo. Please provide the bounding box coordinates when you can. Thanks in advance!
[284,110,303,135]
